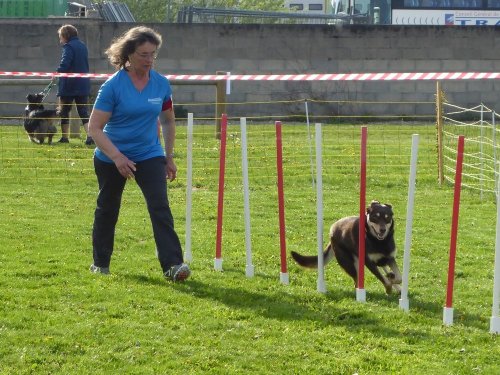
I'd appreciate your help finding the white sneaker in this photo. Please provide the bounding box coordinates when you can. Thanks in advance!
[164,263,191,282]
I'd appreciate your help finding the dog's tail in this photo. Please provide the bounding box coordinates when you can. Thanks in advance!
[291,244,335,269]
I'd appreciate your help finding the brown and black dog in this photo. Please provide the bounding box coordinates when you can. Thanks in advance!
[23,92,58,145]
[291,200,402,294]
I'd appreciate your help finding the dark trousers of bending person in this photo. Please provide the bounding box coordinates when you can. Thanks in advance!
[58,96,92,143]
[92,156,184,272]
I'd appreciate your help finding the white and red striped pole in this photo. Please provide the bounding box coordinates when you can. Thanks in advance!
[443,135,465,326]
[315,123,326,293]
[275,121,289,285]
[214,114,228,271]
[357,126,368,303]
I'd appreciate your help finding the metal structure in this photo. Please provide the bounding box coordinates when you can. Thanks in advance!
[95,1,135,22]
[177,6,366,24]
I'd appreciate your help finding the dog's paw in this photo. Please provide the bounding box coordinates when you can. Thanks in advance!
[385,284,401,295]
[392,284,401,294]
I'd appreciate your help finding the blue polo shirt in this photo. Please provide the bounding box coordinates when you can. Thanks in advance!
[93,69,172,163]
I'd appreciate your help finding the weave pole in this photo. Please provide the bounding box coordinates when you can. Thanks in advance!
[399,134,420,312]
[443,135,465,326]
[357,126,367,303]
[214,114,228,271]
[305,100,315,188]
[275,121,289,285]
[490,177,500,334]
[240,117,254,277]
[315,123,326,293]
[184,113,194,263]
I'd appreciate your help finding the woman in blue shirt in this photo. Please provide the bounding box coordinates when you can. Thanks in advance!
[87,26,190,282]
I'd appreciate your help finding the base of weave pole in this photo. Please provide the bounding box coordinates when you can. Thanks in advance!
[443,307,454,326]
[356,288,366,303]
[399,298,409,312]
[214,258,223,272]
[245,264,254,278]
[490,316,500,334]
[280,272,289,285]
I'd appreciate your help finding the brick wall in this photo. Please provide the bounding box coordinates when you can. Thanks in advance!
[1,19,498,120]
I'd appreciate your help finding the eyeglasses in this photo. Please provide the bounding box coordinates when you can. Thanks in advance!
[134,51,158,60]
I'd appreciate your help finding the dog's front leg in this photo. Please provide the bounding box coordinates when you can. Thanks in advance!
[365,260,394,295]
[385,259,402,285]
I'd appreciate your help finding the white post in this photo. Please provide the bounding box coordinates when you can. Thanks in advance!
[443,307,454,327]
[480,104,484,200]
[305,100,315,188]
[356,288,366,303]
[490,178,500,334]
[493,112,497,201]
[184,113,194,263]
[240,118,254,277]
[226,71,231,95]
[315,123,326,293]
[399,134,419,312]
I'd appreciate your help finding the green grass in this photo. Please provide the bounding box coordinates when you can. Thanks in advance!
[0,122,498,374]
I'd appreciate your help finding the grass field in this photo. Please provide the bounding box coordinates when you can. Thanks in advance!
[0,121,498,374]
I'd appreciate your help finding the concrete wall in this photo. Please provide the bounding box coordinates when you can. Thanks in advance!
[1,18,499,120]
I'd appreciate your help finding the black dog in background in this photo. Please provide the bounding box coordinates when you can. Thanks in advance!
[24,93,58,145]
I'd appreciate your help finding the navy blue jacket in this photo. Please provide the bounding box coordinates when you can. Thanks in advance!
[56,36,91,97]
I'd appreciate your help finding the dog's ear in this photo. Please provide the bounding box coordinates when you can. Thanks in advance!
[366,200,379,214]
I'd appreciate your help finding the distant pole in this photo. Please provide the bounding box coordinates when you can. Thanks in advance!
[436,81,444,185]
[240,117,254,278]
[356,126,367,303]
[276,121,289,285]
[166,0,171,22]
[490,176,500,334]
[443,135,465,326]
[214,114,228,271]
[315,123,326,293]
[184,112,194,263]
[305,100,315,188]
[399,134,419,312]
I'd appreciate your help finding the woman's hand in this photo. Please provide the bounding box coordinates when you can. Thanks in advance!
[113,153,136,179]
[166,156,177,182]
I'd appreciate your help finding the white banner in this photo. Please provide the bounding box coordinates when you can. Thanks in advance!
[392,9,500,25]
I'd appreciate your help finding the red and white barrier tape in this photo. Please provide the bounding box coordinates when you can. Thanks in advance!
[1,71,499,81]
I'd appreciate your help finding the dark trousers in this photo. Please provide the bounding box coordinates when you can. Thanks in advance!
[59,96,89,126]
[92,156,183,273]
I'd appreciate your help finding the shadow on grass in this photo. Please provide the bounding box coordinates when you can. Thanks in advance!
[124,271,421,338]
[405,292,491,331]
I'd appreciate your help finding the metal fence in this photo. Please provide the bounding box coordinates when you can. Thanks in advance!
[177,6,367,25]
